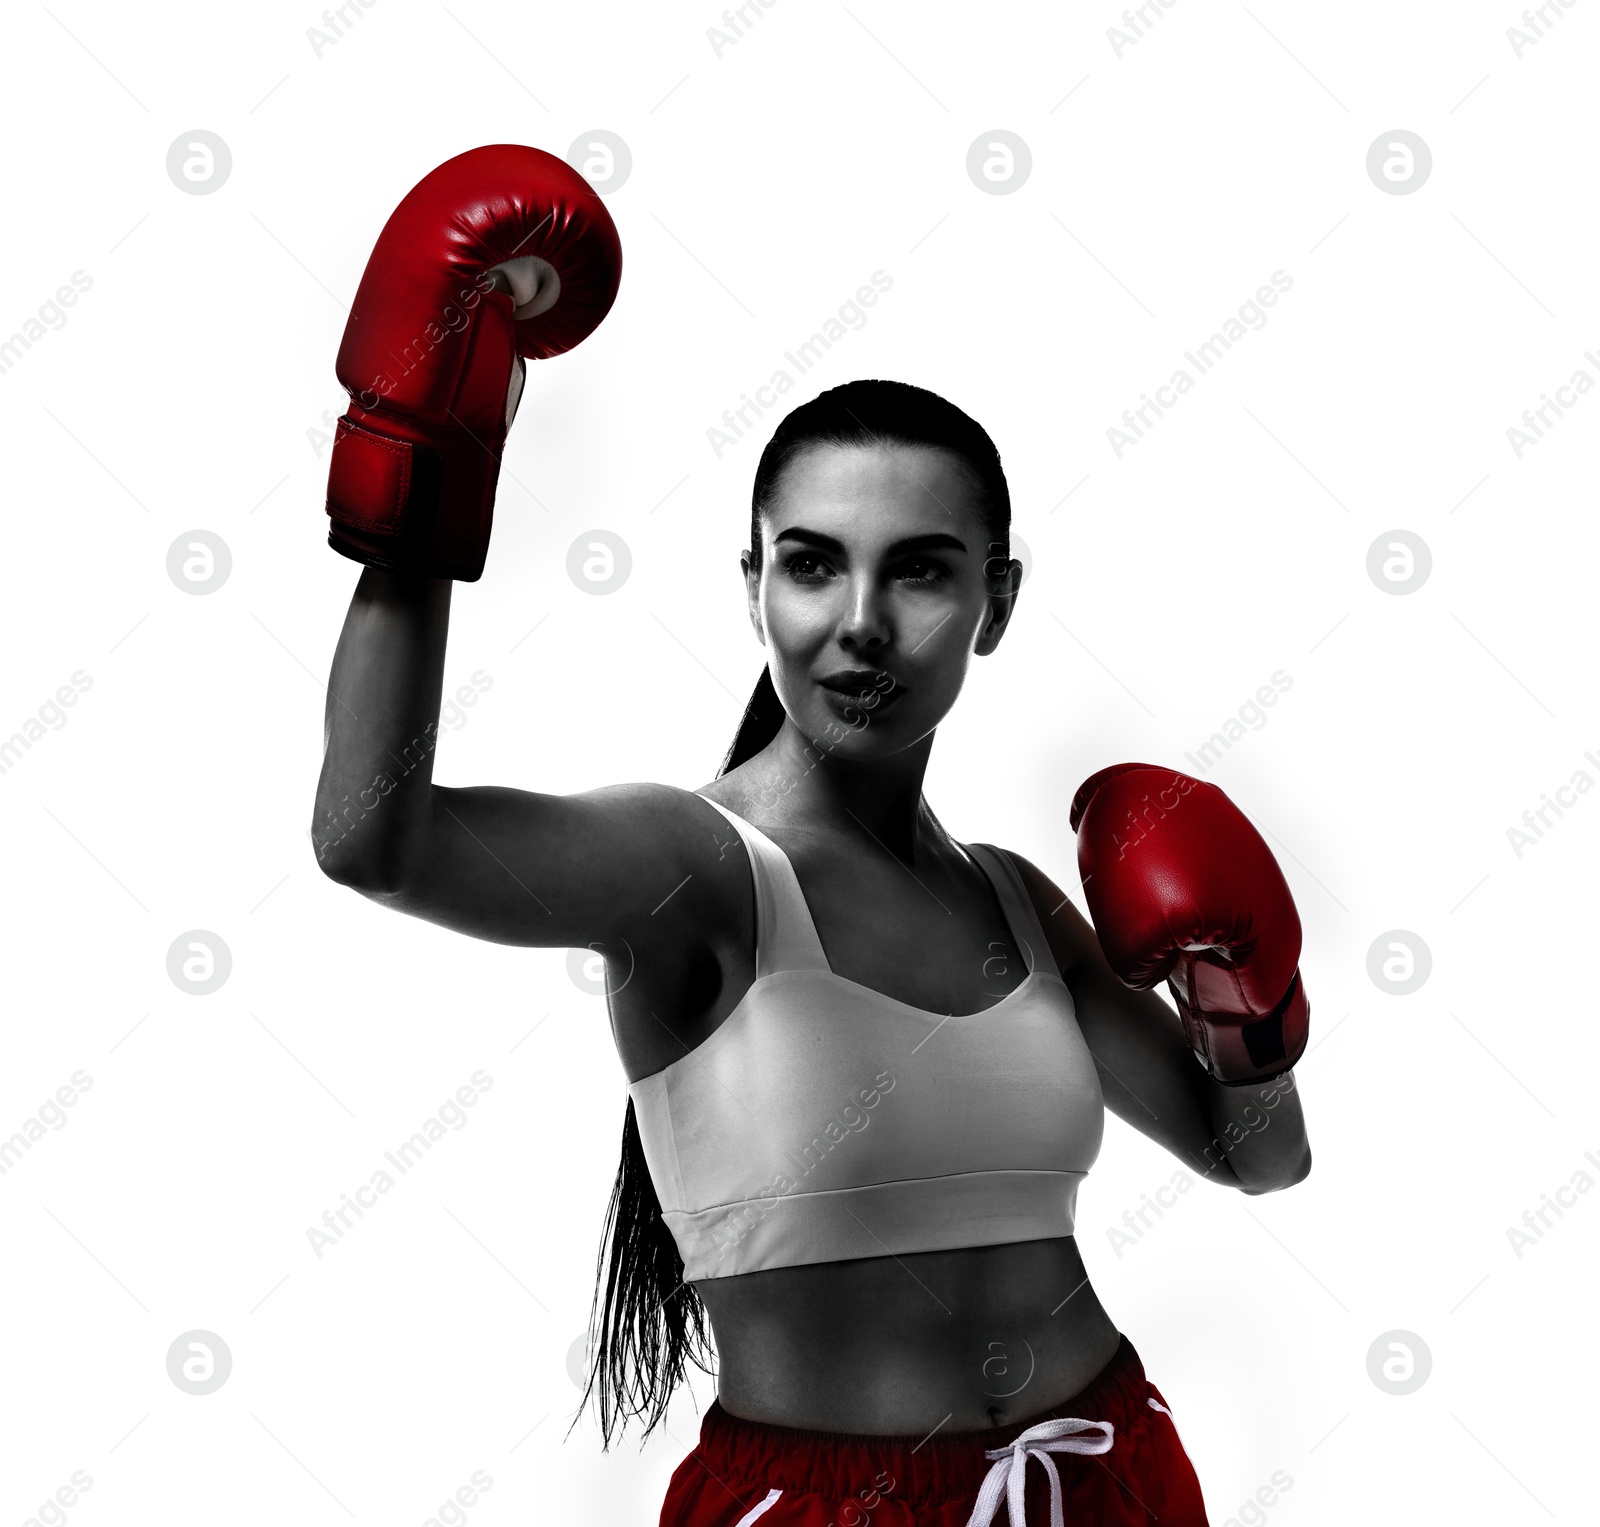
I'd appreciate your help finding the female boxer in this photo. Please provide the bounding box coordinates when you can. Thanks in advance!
[314,147,1312,1527]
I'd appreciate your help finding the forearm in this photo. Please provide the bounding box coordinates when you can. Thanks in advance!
[312,568,452,886]
[1194,1070,1310,1193]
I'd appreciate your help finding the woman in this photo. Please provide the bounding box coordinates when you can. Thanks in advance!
[315,150,1311,1527]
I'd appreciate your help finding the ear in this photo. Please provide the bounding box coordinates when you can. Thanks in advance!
[741,549,767,646]
[974,558,1022,657]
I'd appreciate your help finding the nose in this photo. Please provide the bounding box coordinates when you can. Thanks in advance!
[836,570,891,653]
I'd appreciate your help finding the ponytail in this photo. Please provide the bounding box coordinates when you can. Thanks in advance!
[574,1097,714,1447]
[575,668,780,1448]
[717,665,786,777]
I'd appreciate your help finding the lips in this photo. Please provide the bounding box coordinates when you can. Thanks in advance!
[817,669,905,716]
[817,669,900,698]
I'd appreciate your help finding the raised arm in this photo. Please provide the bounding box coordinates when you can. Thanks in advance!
[308,147,719,956]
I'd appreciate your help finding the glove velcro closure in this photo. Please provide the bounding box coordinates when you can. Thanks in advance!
[324,414,499,578]
[327,416,429,535]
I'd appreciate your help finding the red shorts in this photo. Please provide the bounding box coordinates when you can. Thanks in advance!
[658,1335,1209,1526]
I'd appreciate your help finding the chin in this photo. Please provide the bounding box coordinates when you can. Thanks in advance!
[800,695,929,761]
[804,726,900,764]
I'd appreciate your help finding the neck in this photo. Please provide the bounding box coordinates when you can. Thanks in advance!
[756,719,937,861]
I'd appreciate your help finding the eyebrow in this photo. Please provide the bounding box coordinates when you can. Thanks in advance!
[772,527,970,556]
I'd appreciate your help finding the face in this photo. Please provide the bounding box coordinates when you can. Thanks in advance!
[743,442,1021,763]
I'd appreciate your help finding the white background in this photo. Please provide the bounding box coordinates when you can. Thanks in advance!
[2,1,1595,1523]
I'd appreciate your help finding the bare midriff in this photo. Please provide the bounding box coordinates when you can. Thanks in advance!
[694,1234,1121,1434]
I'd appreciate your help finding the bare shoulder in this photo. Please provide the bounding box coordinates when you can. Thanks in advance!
[607,781,756,952]
[551,778,739,859]
[558,779,753,923]
[995,847,1101,980]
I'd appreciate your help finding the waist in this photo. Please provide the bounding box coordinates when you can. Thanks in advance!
[696,1235,1120,1433]
[693,1326,1147,1505]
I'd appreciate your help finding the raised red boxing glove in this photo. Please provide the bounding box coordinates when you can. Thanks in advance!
[1070,762,1310,1086]
[325,144,622,580]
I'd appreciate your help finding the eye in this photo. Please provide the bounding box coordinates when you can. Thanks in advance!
[779,551,834,584]
[895,557,950,587]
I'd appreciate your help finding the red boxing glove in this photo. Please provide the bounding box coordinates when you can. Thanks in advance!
[325,144,622,581]
[1070,763,1310,1086]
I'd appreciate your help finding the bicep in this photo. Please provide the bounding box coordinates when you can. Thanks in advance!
[1011,852,1242,1185]
[361,780,732,951]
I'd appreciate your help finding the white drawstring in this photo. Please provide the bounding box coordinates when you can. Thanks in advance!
[1147,1395,1186,1451]
[963,1415,1115,1527]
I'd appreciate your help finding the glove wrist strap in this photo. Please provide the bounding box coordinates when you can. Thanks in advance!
[1173,968,1309,1086]
[325,409,502,581]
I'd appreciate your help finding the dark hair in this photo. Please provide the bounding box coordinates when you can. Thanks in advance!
[750,377,1011,577]
[577,378,1011,1446]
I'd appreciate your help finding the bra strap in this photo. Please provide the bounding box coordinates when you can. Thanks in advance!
[696,797,831,979]
[967,843,1063,981]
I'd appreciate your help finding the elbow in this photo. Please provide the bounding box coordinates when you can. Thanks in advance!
[313,836,376,893]
[310,811,409,897]
[316,848,377,894]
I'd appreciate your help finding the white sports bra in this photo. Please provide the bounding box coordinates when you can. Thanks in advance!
[626,797,1105,1282]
